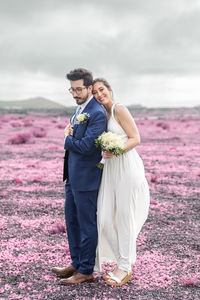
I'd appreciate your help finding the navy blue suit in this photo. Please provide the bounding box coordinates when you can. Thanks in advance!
[64,97,107,274]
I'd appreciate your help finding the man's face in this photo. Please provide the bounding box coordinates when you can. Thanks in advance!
[69,79,91,105]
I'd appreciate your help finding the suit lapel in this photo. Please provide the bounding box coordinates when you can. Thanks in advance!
[80,97,95,114]
[73,97,96,135]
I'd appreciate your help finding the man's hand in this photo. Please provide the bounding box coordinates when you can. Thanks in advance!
[64,124,73,138]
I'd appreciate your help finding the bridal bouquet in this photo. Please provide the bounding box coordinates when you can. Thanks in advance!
[95,131,125,168]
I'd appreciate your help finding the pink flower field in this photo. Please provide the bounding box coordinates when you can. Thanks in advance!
[0,107,199,300]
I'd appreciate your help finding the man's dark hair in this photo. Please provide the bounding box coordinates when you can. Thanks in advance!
[66,68,93,87]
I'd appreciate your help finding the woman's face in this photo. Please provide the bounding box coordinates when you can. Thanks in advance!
[93,82,112,106]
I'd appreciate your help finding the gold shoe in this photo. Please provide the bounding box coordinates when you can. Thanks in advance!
[103,271,113,281]
[105,272,133,287]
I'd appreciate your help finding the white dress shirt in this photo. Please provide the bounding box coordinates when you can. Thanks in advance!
[65,96,93,145]
[71,95,93,124]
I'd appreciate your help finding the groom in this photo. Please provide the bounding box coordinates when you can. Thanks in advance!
[52,68,107,284]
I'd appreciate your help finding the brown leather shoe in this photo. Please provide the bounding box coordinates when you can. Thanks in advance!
[51,265,77,278]
[60,272,94,284]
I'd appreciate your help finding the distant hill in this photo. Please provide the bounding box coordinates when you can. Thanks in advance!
[0,97,67,110]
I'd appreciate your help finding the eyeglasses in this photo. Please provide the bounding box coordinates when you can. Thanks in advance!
[68,87,87,94]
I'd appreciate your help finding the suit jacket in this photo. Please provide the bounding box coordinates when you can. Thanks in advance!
[63,97,107,191]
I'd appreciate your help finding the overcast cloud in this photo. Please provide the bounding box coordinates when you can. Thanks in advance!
[1,0,200,107]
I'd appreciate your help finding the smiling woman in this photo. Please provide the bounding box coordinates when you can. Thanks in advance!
[92,78,150,286]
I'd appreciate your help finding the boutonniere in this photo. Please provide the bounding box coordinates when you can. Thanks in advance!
[76,113,90,124]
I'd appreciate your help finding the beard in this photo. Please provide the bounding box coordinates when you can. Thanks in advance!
[74,92,89,105]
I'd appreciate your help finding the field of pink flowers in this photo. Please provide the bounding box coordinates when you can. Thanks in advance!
[0,107,199,300]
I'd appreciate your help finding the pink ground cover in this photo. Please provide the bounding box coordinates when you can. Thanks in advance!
[0,107,199,299]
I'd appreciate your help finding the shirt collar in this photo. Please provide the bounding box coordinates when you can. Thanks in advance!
[78,95,93,112]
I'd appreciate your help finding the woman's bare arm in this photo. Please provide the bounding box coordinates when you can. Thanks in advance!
[115,105,140,152]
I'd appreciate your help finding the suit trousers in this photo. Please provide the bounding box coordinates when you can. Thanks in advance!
[65,183,98,275]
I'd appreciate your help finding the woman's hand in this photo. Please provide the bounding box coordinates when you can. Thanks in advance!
[68,125,73,136]
[103,151,114,159]
[64,124,73,137]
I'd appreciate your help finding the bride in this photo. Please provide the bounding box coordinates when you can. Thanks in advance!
[92,78,150,286]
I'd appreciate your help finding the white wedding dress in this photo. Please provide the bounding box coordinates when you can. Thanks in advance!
[95,103,150,272]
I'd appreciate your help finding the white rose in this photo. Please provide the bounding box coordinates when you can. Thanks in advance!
[77,114,85,122]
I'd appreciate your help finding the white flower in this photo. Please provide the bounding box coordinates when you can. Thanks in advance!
[95,131,125,156]
[76,113,90,123]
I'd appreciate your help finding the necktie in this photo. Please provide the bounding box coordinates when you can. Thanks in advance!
[71,106,81,126]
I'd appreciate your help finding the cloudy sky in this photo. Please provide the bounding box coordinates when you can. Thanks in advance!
[1,0,200,107]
